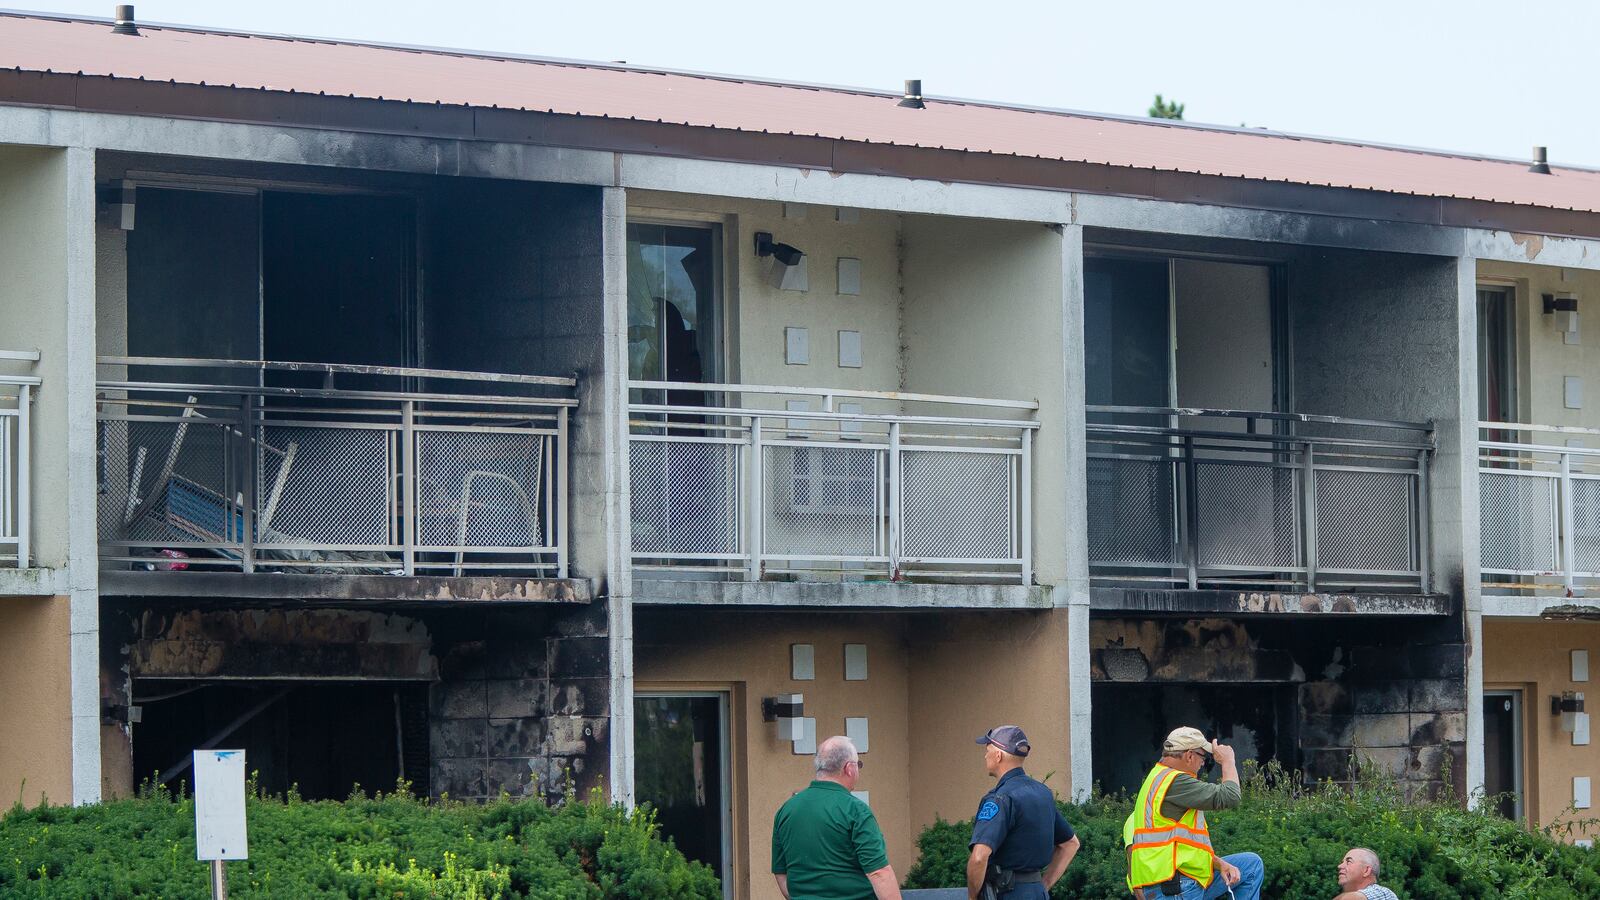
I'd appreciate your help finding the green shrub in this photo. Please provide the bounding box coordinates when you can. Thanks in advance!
[906,762,1600,900]
[0,780,719,899]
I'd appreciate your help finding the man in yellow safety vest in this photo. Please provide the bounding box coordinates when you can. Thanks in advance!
[1123,727,1263,900]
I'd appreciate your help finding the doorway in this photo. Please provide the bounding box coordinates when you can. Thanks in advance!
[634,692,732,897]
[1085,254,1283,414]
[131,680,430,800]
[1483,690,1525,820]
[627,222,721,405]
[1091,682,1299,797]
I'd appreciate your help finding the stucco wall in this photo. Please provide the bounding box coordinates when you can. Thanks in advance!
[626,191,903,399]
[635,610,912,900]
[0,596,73,805]
[900,218,1069,586]
[1477,260,1600,436]
[635,607,1072,900]
[1482,619,1600,839]
[904,608,1073,823]
[0,146,69,568]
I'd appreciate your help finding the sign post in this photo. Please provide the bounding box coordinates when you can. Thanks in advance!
[193,749,248,900]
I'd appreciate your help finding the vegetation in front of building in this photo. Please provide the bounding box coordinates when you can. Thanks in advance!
[0,779,719,899]
[906,762,1600,900]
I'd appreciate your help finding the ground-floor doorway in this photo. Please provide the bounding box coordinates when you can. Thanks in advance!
[1092,682,1299,796]
[131,680,430,799]
[1483,689,1525,821]
[634,692,731,898]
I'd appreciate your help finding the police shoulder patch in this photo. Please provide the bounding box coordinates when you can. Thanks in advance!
[977,800,1001,822]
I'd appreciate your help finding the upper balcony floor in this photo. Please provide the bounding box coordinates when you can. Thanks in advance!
[0,145,1498,615]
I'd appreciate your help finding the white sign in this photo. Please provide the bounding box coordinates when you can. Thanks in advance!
[194,749,248,861]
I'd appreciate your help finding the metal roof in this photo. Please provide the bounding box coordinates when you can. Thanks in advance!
[4,9,1600,217]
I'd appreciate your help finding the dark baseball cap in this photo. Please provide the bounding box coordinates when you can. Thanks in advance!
[976,725,1031,757]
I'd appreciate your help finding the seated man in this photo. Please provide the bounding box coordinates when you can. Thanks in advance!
[1333,847,1397,900]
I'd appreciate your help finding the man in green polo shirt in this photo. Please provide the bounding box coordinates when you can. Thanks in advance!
[772,735,902,900]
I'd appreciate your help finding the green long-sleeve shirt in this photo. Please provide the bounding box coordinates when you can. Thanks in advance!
[1160,772,1241,822]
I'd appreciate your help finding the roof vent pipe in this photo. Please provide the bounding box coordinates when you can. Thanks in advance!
[898,79,925,109]
[111,5,138,35]
[1531,145,1551,175]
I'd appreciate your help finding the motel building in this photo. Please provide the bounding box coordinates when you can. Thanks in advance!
[0,8,1598,896]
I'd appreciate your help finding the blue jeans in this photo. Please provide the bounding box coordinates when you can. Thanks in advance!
[1139,852,1264,900]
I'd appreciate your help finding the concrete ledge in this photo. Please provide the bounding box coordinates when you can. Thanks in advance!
[1484,595,1600,619]
[1091,587,1451,617]
[98,571,592,605]
[634,578,1052,609]
[0,566,71,597]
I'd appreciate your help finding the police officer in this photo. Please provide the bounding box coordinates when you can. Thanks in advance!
[965,725,1080,900]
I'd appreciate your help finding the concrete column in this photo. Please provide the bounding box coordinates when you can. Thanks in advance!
[64,147,101,804]
[1060,221,1093,798]
[1454,256,1486,802]
[600,185,635,804]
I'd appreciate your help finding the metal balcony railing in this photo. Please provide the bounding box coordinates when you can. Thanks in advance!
[1479,421,1600,595]
[96,357,574,577]
[628,381,1039,582]
[0,350,40,568]
[1088,407,1434,593]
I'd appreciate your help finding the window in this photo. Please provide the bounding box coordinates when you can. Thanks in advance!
[1477,286,1518,424]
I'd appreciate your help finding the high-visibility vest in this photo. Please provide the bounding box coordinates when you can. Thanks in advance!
[1122,764,1215,894]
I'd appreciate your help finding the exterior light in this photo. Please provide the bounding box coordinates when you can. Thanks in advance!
[1545,293,1580,334]
[1554,691,1585,733]
[762,693,804,741]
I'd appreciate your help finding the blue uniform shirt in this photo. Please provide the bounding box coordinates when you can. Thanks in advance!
[969,768,1075,873]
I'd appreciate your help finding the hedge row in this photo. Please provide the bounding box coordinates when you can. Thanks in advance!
[0,781,719,899]
[906,763,1600,900]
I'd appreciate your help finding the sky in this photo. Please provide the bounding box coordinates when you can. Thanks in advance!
[15,0,1600,167]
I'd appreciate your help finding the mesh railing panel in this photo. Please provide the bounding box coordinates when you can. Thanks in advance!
[417,430,544,547]
[1087,456,1176,565]
[1196,463,1299,569]
[1570,478,1600,574]
[1479,470,1559,574]
[98,413,240,547]
[1315,469,1415,572]
[762,444,883,558]
[901,450,1014,560]
[629,440,741,556]
[255,426,391,546]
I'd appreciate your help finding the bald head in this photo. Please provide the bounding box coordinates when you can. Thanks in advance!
[1337,847,1380,890]
[815,736,859,776]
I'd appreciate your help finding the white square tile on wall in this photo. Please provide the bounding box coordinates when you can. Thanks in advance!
[844,643,868,681]
[1576,650,1591,683]
[792,644,816,681]
[836,207,860,224]
[838,331,863,368]
[839,402,863,435]
[851,790,870,805]
[1567,376,1584,409]
[784,202,807,220]
[1576,776,1592,809]
[837,258,862,295]
[793,717,817,755]
[785,327,810,365]
[846,717,870,752]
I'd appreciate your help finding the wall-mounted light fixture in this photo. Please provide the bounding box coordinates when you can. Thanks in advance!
[1554,690,1586,732]
[1545,293,1580,335]
[762,693,805,741]
[755,232,807,290]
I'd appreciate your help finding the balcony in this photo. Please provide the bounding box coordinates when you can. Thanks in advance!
[1479,422,1600,599]
[628,382,1039,583]
[1088,407,1434,596]
[0,350,38,569]
[95,357,574,578]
